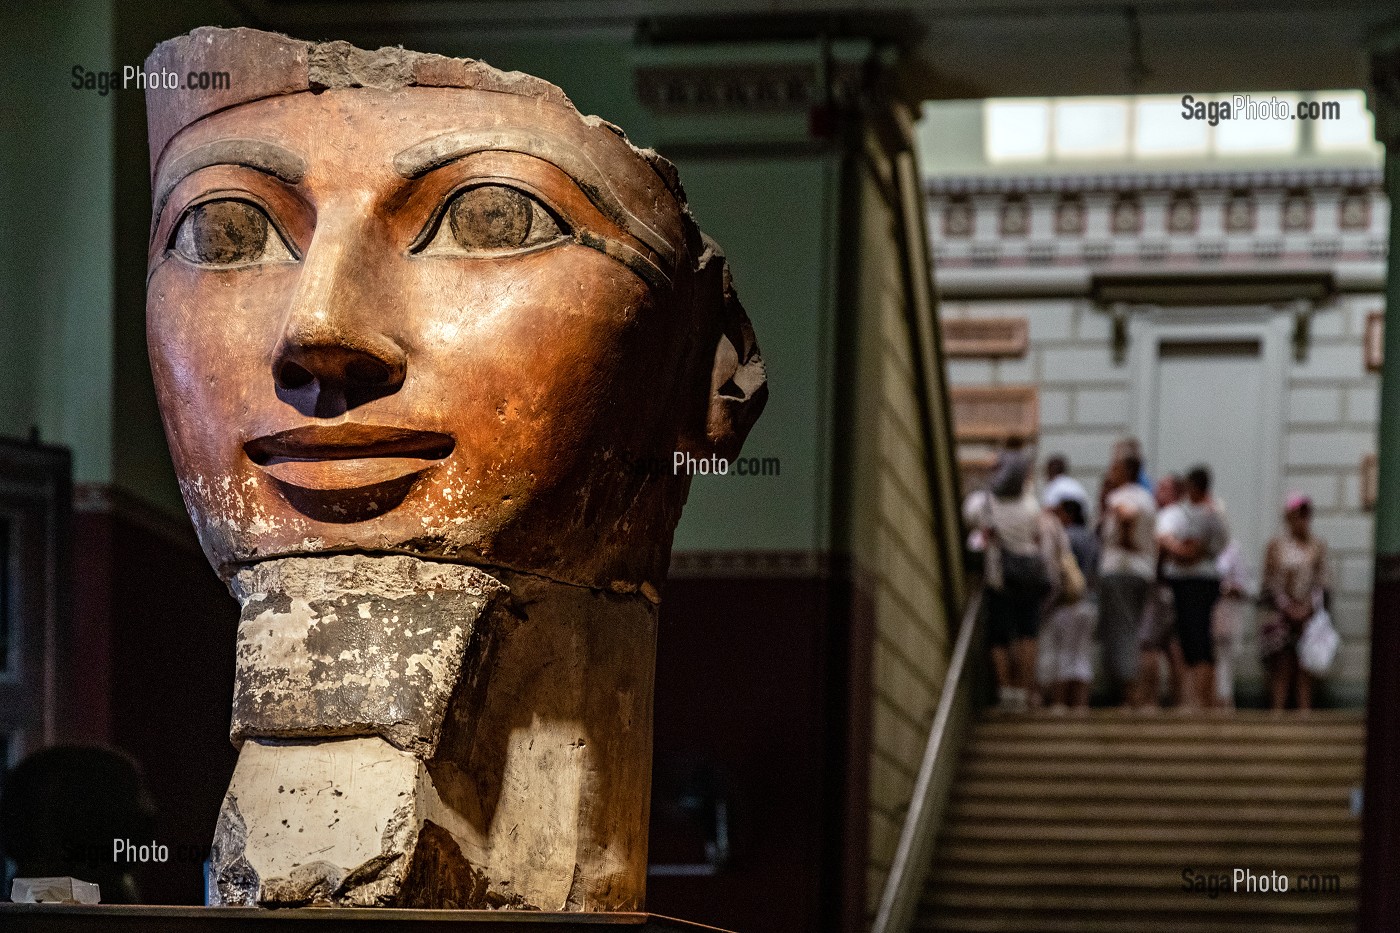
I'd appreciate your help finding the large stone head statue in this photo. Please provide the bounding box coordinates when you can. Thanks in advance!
[144,28,765,911]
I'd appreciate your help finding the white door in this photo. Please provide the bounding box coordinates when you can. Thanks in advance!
[1152,338,1270,568]
[1132,311,1289,585]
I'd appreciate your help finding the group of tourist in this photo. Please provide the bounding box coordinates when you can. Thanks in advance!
[964,439,1333,714]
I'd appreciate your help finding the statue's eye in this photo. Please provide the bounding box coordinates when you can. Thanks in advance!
[422,184,566,255]
[171,199,295,266]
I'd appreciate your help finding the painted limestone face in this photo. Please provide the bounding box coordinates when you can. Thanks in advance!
[146,57,765,593]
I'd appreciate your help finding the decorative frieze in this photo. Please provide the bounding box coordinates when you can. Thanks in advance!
[926,167,1381,196]
[635,63,817,114]
[1166,193,1198,234]
[1055,196,1086,235]
[1224,191,1256,233]
[944,197,974,237]
[1282,190,1314,232]
[1340,189,1372,230]
[1000,196,1030,237]
[1111,194,1142,235]
[928,168,1386,273]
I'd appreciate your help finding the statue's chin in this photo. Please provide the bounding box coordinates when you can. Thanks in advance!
[265,470,424,524]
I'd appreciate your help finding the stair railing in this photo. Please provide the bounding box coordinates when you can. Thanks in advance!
[870,583,987,933]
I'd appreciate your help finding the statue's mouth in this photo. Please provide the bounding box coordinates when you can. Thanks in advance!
[245,424,454,492]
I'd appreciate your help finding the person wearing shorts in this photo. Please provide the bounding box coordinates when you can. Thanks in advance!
[1157,465,1230,710]
[987,585,1042,653]
[968,448,1055,712]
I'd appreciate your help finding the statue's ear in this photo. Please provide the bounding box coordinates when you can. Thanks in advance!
[696,237,767,462]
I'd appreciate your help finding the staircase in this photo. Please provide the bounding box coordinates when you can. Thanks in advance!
[917,710,1364,933]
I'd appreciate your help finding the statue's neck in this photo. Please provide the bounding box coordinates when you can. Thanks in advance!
[215,552,657,910]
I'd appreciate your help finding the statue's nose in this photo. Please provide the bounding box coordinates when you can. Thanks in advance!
[273,326,407,419]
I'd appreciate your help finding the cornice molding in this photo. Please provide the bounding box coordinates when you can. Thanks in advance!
[925,166,1383,197]
[667,549,833,579]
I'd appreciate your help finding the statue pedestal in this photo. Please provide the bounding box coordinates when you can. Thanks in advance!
[0,906,732,933]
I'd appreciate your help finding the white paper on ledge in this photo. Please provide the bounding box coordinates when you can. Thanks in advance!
[11,877,101,905]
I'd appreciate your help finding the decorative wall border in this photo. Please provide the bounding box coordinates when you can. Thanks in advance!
[668,549,833,579]
[925,166,1382,196]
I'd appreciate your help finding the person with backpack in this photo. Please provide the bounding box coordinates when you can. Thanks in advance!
[966,447,1058,712]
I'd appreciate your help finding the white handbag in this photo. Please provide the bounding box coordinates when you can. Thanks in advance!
[1298,606,1340,676]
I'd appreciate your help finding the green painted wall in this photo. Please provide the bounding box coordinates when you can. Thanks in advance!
[111,1,249,515]
[668,154,840,553]
[0,2,114,484]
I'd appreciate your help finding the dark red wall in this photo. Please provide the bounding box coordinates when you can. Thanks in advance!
[71,493,239,905]
[647,565,870,933]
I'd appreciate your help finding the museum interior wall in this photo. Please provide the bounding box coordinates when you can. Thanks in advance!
[838,120,963,921]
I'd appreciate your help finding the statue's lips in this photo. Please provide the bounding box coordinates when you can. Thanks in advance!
[245,425,455,491]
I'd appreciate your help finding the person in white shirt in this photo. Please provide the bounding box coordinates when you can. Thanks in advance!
[1137,474,1188,710]
[1097,454,1158,707]
[1041,454,1090,514]
[1212,539,1254,709]
[1157,465,1231,710]
[967,448,1059,712]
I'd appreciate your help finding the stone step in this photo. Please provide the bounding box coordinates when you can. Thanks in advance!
[930,864,1358,893]
[947,799,1357,825]
[954,779,1358,804]
[942,821,1360,846]
[923,888,1354,916]
[963,737,1363,761]
[914,908,1354,933]
[959,757,1361,784]
[974,710,1363,743]
[937,840,1359,870]
[917,711,1365,933]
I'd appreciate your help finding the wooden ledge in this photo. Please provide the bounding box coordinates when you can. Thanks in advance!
[0,906,732,933]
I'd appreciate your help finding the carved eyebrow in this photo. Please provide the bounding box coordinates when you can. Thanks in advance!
[152,139,307,223]
[393,128,675,271]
